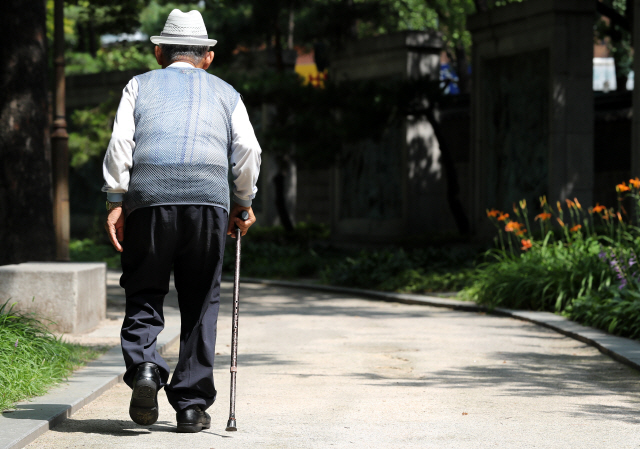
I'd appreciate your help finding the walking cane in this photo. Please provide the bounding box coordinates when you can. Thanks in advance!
[226,209,249,432]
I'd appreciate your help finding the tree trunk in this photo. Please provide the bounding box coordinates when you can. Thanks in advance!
[274,168,295,232]
[627,0,634,37]
[0,1,56,264]
[273,16,285,73]
[288,5,295,50]
[88,8,98,58]
[454,42,469,94]
[271,12,295,230]
[424,104,470,235]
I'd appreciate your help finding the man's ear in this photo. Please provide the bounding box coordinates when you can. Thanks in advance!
[154,46,164,67]
[201,51,215,70]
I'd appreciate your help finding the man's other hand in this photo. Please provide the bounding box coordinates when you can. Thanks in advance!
[105,207,125,252]
[227,204,256,238]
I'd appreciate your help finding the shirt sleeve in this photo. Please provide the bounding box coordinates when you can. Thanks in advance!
[229,98,262,207]
[101,77,138,202]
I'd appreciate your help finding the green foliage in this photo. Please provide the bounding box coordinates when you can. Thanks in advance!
[595,0,633,78]
[567,279,640,339]
[65,44,158,75]
[69,225,474,291]
[322,247,478,292]
[462,237,612,311]
[223,69,442,168]
[69,238,121,269]
[0,301,105,411]
[223,223,333,279]
[465,180,640,340]
[376,268,475,293]
[68,100,117,167]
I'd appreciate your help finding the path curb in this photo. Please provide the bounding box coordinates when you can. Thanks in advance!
[0,325,181,449]
[237,277,640,373]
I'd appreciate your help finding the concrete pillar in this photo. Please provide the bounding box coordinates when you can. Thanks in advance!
[468,0,594,234]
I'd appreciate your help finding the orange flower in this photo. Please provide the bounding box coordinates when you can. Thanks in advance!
[535,212,552,221]
[565,199,575,209]
[617,182,631,192]
[617,212,623,222]
[521,239,532,251]
[486,209,500,218]
[557,218,565,227]
[505,222,522,233]
[630,178,640,189]
[570,224,582,232]
[574,198,582,210]
[539,196,547,207]
[516,228,527,237]
[497,213,509,221]
[592,204,606,214]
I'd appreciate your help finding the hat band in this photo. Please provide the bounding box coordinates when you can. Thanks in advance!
[160,32,209,39]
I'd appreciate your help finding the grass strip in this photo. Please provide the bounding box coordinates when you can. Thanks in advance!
[0,301,107,411]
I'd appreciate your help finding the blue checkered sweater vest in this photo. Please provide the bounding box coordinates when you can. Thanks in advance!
[124,67,240,215]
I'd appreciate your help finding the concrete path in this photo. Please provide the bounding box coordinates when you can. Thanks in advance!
[24,283,640,449]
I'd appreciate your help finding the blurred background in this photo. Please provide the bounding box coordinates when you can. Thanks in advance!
[1,0,637,290]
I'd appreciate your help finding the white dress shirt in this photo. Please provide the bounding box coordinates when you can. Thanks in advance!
[102,62,262,208]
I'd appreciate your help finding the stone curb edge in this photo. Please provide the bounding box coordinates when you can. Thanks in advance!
[234,277,640,373]
[2,327,181,449]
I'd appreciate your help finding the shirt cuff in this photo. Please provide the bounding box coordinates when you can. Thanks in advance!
[232,194,252,207]
[107,192,124,202]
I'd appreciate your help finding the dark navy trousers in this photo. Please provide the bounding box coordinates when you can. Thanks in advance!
[120,205,228,413]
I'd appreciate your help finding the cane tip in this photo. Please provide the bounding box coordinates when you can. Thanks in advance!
[226,419,237,431]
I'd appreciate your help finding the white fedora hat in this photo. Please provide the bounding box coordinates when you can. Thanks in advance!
[150,9,217,47]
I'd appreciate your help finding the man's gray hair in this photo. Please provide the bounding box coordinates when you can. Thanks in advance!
[159,44,209,65]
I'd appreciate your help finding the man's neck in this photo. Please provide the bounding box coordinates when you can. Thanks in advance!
[164,59,200,69]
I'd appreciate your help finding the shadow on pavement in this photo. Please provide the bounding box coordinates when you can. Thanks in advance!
[347,349,640,417]
[222,285,464,320]
[2,404,71,420]
[43,418,234,437]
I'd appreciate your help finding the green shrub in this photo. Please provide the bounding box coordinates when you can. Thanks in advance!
[223,222,332,279]
[566,281,640,338]
[69,238,121,269]
[322,247,478,292]
[462,236,612,311]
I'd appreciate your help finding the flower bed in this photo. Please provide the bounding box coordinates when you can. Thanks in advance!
[463,179,640,339]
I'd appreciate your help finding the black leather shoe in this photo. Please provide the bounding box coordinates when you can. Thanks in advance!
[176,405,211,433]
[129,362,160,426]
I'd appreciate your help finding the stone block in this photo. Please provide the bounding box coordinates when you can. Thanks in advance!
[0,262,106,334]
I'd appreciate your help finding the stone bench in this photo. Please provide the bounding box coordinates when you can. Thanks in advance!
[0,262,106,334]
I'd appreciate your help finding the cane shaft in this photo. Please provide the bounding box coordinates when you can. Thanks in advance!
[227,228,241,428]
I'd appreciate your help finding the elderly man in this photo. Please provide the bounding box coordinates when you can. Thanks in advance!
[102,9,261,433]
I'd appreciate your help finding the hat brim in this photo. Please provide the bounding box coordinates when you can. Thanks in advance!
[150,35,217,47]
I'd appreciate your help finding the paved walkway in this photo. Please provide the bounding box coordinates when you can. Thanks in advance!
[25,281,640,448]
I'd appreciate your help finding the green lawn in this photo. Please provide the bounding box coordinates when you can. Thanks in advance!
[0,301,107,411]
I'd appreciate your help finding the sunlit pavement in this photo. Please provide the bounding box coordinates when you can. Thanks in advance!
[27,282,640,449]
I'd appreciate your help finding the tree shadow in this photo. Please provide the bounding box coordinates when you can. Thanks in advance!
[346,349,640,424]
[218,284,468,321]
